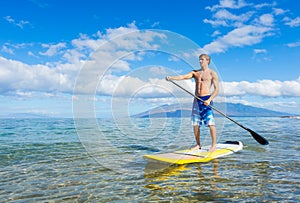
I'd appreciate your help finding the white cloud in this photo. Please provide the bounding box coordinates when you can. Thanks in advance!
[212,30,221,37]
[286,41,300,48]
[214,9,239,20]
[0,56,75,93]
[28,51,37,57]
[95,73,196,100]
[221,77,300,97]
[223,97,299,114]
[99,75,145,96]
[72,28,170,95]
[1,22,299,102]
[168,55,180,62]
[256,14,274,27]
[204,9,254,28]
[39,42,67,56]
[151,21,160,28]
[105,22,139,39]
[149,66,169,75]
[1,43,33,55]
[254,2,277,9]
[283,16,300,27]
[203,18,228,27]
[71,33,106,51]
[97,75,171,98]
[16,91,33,97]
[4,16,30,29]
[254,49,267,54]
[216,9,253,23]
[206,0,249,11]
[70,23,146,54]
[0,24,167,95]
[94,73,300,100]
[203,1,277,54]
[1,45,14,54]
[203,25,273,54]
[273,8,288,16]
[252,49,270,62]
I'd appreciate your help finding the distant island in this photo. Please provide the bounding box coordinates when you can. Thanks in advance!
[1,103,296,119]
[0,113,51,119]
[132,102,294,118]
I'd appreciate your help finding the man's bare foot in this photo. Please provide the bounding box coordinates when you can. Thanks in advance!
[209,145,216,152]
[190,145,201,151]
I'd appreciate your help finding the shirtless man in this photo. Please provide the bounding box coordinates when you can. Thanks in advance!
[166,54,219,152]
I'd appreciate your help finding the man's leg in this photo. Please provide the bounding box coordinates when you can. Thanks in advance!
[191,125,201,150]
[209,125,216,152]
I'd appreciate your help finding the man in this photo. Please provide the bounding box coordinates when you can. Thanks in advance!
[166,54,219,152]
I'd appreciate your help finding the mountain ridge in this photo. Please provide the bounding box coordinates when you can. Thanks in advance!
[132,102,294,118]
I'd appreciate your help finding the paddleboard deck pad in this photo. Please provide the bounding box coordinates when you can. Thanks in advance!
[143,141,243,165]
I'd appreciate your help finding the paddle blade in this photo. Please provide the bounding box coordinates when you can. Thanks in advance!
[248,128,269,145]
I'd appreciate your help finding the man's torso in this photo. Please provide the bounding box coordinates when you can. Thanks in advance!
[193,69,213,96]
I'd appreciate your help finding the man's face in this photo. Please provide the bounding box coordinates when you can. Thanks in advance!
[199,57,208,67]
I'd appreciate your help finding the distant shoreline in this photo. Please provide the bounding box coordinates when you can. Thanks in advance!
[132,102,296,118]
[281,116,300,119]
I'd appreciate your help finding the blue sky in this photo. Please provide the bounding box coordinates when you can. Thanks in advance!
[1,0,300,118]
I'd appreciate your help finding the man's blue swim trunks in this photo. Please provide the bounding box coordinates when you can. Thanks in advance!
[191,95,215,127]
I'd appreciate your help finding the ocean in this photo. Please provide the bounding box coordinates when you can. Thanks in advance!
[0,117,299,202]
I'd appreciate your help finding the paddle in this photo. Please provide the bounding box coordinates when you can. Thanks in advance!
[169,80,269,145]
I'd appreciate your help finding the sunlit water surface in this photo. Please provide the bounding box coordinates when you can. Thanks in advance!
[0,117,299,202]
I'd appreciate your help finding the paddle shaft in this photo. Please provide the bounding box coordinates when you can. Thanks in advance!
[169,80,269,145]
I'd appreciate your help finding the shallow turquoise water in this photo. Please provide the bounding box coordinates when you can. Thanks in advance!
[0,117,299,202]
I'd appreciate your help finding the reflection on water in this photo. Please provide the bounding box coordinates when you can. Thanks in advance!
[0,117,299,202]
[144,160,221,195]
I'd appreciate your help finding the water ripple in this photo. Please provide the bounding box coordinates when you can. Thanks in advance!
[0,117,299,202]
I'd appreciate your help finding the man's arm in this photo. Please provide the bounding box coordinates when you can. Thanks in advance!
[166,71,194,81]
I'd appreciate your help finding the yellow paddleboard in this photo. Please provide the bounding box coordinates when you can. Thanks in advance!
[143,141,243,165]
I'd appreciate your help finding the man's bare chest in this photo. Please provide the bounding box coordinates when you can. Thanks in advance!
[194,70,212,82]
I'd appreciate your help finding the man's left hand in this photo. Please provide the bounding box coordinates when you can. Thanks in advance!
[204,99,211,106]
